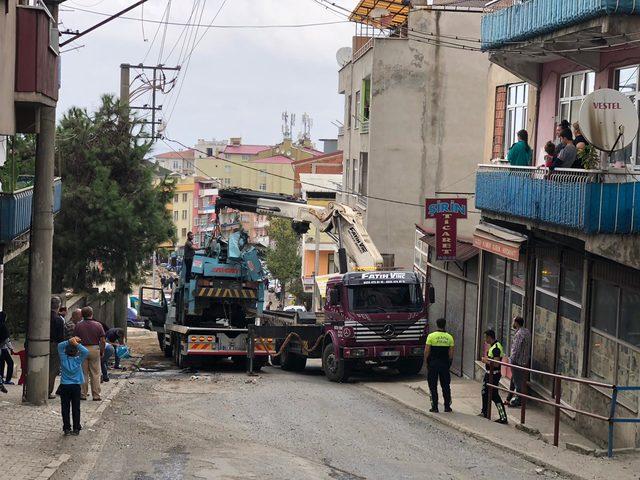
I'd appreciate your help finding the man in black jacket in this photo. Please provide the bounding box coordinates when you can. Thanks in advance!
[49,297,65,399]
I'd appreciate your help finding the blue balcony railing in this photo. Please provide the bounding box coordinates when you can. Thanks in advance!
[475,166,640,234]
[0,178,62,243]
[481,0,640,50]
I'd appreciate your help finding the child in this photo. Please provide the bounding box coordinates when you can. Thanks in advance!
[58,336,88,435]
[543,141,558,168]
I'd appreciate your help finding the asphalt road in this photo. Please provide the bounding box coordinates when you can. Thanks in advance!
[53,349,565,480]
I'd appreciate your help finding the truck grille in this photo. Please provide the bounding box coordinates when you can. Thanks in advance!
[345,319,427,342]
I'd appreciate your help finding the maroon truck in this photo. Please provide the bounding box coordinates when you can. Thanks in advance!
[255,270,432,382]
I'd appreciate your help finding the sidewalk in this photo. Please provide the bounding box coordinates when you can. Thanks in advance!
[362,376,640,480]
[0,348,140,480]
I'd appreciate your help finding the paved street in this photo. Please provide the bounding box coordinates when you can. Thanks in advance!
[52,335,565,480]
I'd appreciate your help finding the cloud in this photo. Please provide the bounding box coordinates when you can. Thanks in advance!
[58,0,360,150]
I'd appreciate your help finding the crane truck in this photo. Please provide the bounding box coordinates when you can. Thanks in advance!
[215,189,433,382]
[139,227,273,370]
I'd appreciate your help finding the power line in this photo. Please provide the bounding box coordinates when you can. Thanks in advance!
[62,4,350,29]
[161,137,431,209]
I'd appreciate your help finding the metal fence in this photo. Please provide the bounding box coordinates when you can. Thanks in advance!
[475,165,640,234]
[485,359,640,457]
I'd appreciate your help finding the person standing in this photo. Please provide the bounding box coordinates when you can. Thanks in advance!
[49,297,65,399]
[0,312,14,386]
[556,129,577,168]
[480,329,508,424]
[73,307,105,401]
[554,119,571,155]
[57,336,88,435]
[507,317,531,407]
[507,129,533,166]
[425,318,454,413]
[183,231,196,280]
[64,308,81,340]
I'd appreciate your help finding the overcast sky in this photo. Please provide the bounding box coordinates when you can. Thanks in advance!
[58,0,359,153]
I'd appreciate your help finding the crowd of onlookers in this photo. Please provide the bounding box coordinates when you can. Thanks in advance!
[0,298,127,436]
[506,119,590,170]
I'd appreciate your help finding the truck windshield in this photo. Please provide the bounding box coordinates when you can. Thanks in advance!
[347,284,424,313]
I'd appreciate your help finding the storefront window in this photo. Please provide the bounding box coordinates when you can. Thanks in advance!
[589,280,640,410]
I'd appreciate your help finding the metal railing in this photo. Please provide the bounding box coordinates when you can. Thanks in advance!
[485,359,640,457]
[481,0,640,50]
[360,120,369,134]
[475,164,640,234]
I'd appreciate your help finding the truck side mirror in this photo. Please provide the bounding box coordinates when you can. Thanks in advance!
[428,284,436,304]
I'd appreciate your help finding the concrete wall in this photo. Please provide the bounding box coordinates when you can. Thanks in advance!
[339,9,488,268]
[64,292,117,329]
[0,0,16,135]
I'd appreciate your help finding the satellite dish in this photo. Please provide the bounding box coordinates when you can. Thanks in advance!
[579,88,639,152]
[369,7,390,19]
[336,47,352,67]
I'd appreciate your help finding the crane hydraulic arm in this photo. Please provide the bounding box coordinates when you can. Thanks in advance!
[215,188,383,273]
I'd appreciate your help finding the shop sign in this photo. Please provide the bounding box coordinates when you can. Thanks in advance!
[472,235,520,261]
[425,198,467,261]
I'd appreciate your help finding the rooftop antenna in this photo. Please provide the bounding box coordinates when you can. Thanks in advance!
[300,113,313,142]
[282,111,296,140]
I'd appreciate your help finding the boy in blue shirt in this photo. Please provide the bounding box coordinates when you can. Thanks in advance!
[57,336,88,435]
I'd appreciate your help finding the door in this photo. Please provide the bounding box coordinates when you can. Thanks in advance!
[139,287,168,330]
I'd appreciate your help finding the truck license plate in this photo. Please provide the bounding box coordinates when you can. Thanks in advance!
[381,351,400,357]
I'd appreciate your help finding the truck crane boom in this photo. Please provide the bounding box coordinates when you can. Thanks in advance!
[215,188,383,273]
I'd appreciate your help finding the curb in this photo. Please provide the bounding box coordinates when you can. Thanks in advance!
[36,454,71,480]
[363,383,589,480]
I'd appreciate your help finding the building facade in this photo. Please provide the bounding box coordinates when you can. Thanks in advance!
[476,0,640,448]
[338,1,488,269]
[154,148,196,175]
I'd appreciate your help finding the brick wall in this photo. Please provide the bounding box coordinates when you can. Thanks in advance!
[492,85,507,160]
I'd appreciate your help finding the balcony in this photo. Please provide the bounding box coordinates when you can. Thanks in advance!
[15,2,59,105]
[360,120,369,134]
[0,178,62,243]
[475,165,640,234]
[482,0,640,50]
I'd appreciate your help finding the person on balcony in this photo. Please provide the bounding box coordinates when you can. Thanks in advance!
[507,129,532,166]
[554,120,571,155]
[573,122,589,153]
[556,129,577,168]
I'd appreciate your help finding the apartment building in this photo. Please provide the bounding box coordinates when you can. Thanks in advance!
[154,148,196,175]
[170,176,195,248]
[192,178,219,247]
[338,0,489,269]
[475,0,640,448]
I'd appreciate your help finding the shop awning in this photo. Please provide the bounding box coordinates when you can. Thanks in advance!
[350,0,410,27]
[418,227,479,262]
[473,222,527,262]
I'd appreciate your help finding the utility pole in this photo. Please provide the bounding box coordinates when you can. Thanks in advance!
[119,64,180,141]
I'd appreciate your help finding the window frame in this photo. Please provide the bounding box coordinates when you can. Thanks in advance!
[557,70,595,126]
[614,65,640,167]
[354,90,361,129]
[504,83,528,153]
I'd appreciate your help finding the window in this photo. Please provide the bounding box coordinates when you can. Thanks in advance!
[354,91,361,128]
[182,210,187,220]
[173,211,178,221]
[224,178,231,186]
[224,165,232,173]
[206,147,213,157]
[351,158,358,195]
[345,94,352,128]
[361,77,371,122]
[173,161,179,170]
[259,169,266,177]
[358,152,368,207]
[242,155,250,161]
[182,193,188,202]
[558,71,595,125]
[328,253,337,274]
[259,183,267,191]
[505,83,528,151]
[614,66,640,166]
[181,228,187,238]
[589,280,640,409]
[173,194,178,203]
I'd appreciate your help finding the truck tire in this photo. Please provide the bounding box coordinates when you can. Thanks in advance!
[396,357,424,376]
[159,333,172,358]
[281,347,307,372]
[174,336,185,369]
[322,343,350,383]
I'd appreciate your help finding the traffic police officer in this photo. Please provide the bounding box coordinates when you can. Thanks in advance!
[424,318,454,413]
[480,329,508,424]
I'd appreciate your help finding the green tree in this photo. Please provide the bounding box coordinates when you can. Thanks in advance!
[53,95,175,327]
[0,134,36,191]
[265,218,302,306]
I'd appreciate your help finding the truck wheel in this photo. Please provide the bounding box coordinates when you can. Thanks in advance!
[174,336,185,369]
[159,333,172,358]
[396,357,424,376]
[322,344,350,382]
[281,347,307,372]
